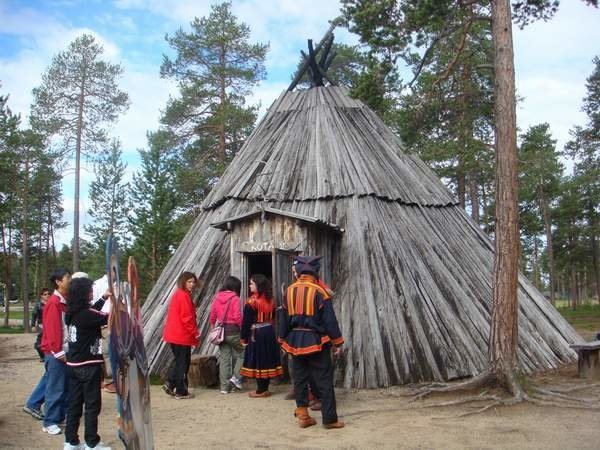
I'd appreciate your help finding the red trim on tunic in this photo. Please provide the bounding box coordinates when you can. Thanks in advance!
[240,366,284,378]
[280,335,333,356]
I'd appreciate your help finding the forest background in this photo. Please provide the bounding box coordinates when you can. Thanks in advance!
[1,0,599,332]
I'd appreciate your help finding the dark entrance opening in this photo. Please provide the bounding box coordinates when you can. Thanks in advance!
[246,253,272,297]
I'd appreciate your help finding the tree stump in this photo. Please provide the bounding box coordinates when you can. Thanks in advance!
[188,354,218,387]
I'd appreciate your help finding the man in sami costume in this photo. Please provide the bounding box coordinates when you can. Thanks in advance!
[278,256,345,429]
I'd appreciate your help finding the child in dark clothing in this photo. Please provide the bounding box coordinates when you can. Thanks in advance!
[64,277,111,450]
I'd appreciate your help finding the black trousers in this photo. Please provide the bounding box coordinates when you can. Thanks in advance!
[65,364,103,447]
[168,343,191,395]
[292,348,338,424]
[256,378,270,393]
[34,333,44,360]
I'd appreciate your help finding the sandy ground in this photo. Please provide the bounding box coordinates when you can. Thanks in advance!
[1,332,600,450]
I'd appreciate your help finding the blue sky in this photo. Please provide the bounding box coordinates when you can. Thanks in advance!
[1,0,599,247]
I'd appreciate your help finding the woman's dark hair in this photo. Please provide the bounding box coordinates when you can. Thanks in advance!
[67,277,94,316]
[50,268,71,290]
[250,274,272,300]
[176,271,197,289]
[40,287,50,296]
[221,276,241,296]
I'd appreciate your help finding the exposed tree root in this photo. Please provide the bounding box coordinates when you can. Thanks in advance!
[534,382,600,394]
[408,369,495,403]
[407,368,600,417]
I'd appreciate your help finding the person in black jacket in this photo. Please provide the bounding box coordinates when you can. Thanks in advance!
[279,256,345,429]
[64,277,111,450]
[32,288,50,362]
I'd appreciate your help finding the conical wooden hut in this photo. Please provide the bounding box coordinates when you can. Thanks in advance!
[142,83,582,389]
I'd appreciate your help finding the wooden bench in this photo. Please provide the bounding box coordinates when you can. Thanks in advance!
[570,340,600,379]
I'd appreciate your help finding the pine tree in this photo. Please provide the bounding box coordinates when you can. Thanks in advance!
[130,131,180,296]
[518,123,562,303]
[30,34,129,271]
[565,55,600,303]
[85,139,132,254]
[160,1,268,214]
[0,92,21,327]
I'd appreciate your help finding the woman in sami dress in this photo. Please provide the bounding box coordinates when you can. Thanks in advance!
[240,274,283,397]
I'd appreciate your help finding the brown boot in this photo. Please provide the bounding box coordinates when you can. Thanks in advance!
[323,421,345,429]
[294,407,317,428]
[248,391,271,398]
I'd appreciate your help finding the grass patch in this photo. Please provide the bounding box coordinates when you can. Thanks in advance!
[558,304,600,333]
[0,310,24,320]
[0,326,24,334]
[149,374,164,385]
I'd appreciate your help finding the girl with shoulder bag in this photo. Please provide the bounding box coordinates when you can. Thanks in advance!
[209,276,244,394]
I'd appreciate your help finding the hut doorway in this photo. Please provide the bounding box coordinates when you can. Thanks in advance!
[245,252,272,297]
[241,249,298,303]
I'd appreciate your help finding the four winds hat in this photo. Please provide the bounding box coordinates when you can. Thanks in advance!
[293,255,322,275]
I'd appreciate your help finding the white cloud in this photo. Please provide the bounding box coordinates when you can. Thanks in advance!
[111,67,177,152]
[513,2,600,155]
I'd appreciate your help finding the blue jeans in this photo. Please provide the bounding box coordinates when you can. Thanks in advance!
[43,354,69,426]
[26,370,47,410]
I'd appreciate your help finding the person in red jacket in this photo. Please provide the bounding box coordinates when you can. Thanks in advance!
[162,271,199,399]
[37,268,71,435]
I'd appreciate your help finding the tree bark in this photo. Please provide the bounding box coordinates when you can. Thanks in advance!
[489,0,521,396]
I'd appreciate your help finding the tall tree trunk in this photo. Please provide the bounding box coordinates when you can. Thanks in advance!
[151,240,157,285]
[570,264,578,311]
[48,199,57,263]
[589,211,600,303]
[539,189,555,304]
[457,169,466,208]
[489,0,521,395]
[35,222,42,295]
[73,77,86,272]
[481,182,490,234]
[469,174,480,224]
[533,238,540,290]
[218,44,226,163]
[21,150,31,332]
[2,222,13,328]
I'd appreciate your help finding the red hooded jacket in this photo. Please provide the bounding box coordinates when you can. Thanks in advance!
[163,288,199,347]
[41,290,68,358]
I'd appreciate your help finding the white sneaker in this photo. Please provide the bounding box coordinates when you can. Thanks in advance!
[42,424,62,435]
[84,443,111,450]
[64,443,83,450]
[220,390,230,394]
[229,376,243,390]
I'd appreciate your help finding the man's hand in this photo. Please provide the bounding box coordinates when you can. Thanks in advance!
[333,345,343,358]
[56,354,67,362]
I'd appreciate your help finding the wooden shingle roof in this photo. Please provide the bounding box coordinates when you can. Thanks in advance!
[203,86,457,209]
